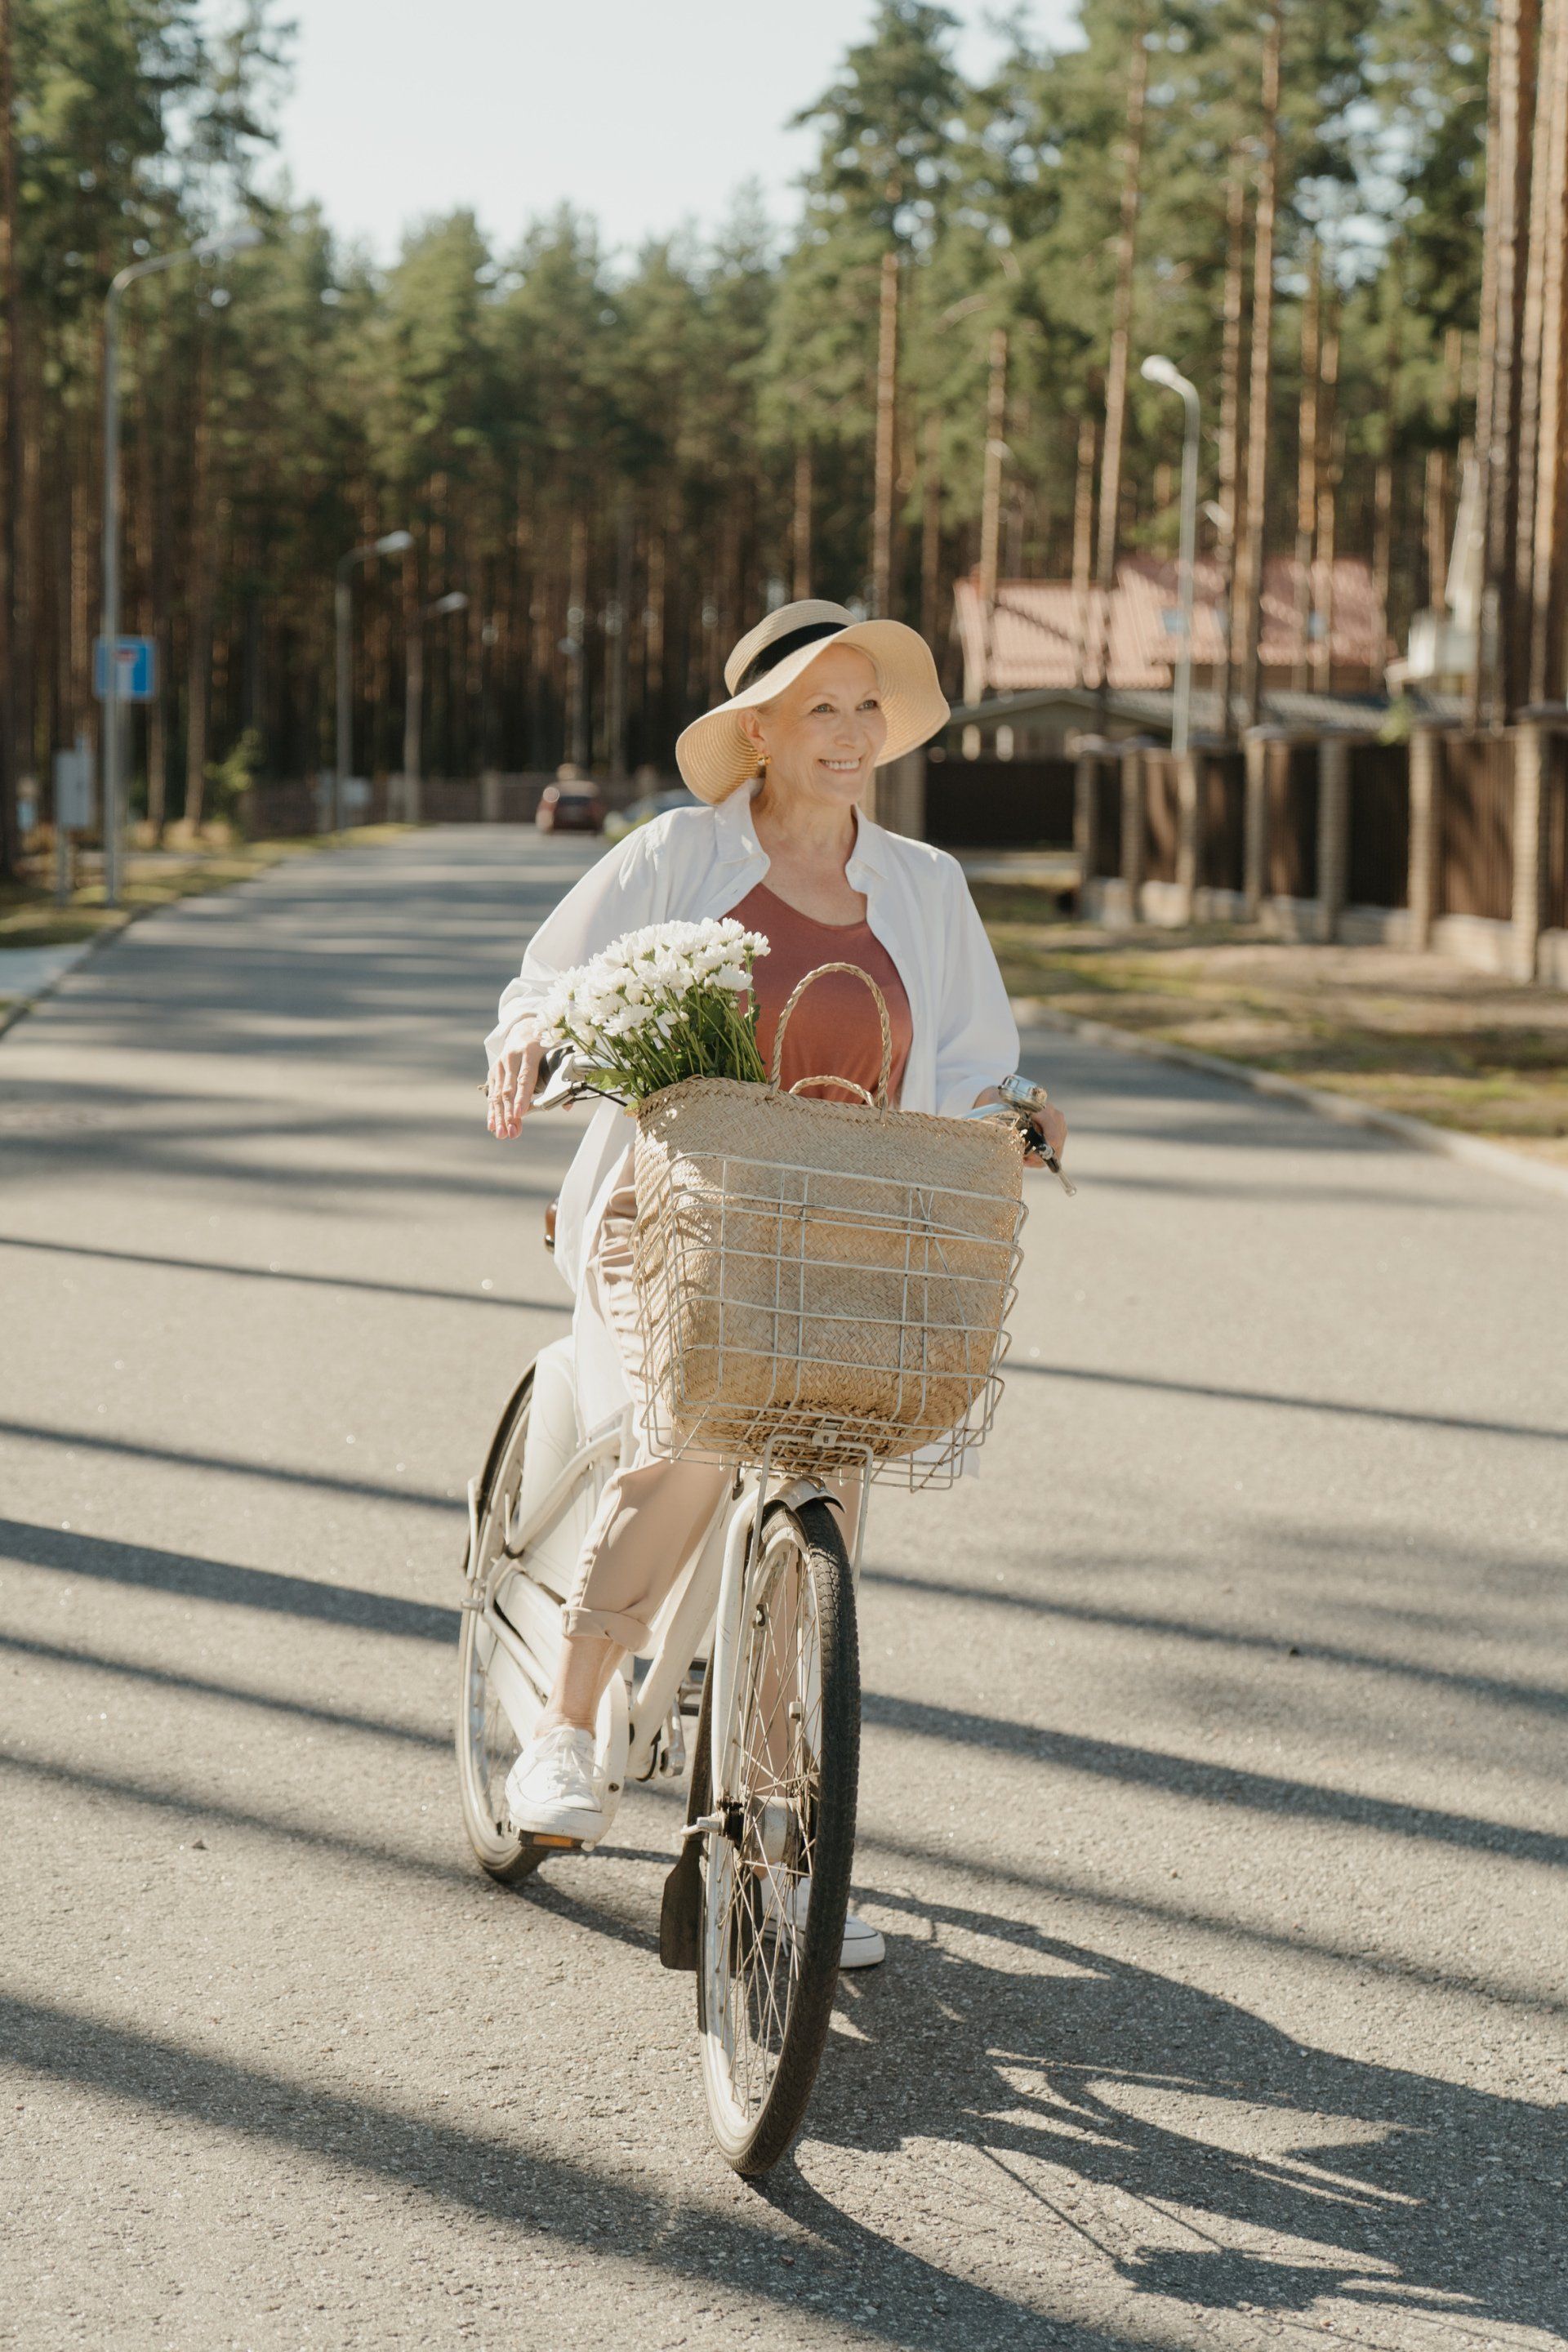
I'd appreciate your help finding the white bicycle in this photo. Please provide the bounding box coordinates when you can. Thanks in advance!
[456,1057,868,2176]
[456,1053,1058,2173]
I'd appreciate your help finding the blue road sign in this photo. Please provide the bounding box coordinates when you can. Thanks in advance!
[93,635,158,702]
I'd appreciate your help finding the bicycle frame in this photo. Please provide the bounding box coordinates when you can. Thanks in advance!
[464,1376,863,1848]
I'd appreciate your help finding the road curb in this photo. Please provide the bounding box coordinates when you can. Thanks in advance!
[0,911,143,1043]
[1010,996,1568,1204]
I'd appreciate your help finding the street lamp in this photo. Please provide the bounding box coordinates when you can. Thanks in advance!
[333,529,413,834]
[401,589,468,823]
[1141,354,1201,758]
[100,221,263,905]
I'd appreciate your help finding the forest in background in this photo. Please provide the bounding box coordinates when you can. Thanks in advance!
[0,0,1484,861]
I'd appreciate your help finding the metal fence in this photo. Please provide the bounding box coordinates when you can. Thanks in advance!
[1091,757,1122,878]
[1346,741,1410,909]
[924,755,1076,849]
[1197,748,1246,893]
[1140,749,1180,884]
[1264,740,1319,900]
[1440,734,1515,922]
[1545,734,1568,935]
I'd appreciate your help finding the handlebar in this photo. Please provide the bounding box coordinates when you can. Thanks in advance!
[979,1105,1076,1196]
[491,1058,1074,1190]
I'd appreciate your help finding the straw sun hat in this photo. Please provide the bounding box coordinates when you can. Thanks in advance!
[675,599,949,804]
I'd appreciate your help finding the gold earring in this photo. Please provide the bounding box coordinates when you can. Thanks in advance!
[755,749,769,777]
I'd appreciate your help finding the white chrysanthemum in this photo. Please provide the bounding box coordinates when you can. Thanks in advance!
[530,916,769,1098]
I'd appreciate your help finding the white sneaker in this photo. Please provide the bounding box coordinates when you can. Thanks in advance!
[505,1725,606,1842]
[765,1876,886,1970]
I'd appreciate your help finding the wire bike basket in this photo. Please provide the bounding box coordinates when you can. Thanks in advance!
[632,964,1027,1489]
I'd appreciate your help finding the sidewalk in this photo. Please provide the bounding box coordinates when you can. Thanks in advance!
[973,882,1568,1166]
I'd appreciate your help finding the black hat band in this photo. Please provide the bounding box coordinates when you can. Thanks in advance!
[732,619,846,696]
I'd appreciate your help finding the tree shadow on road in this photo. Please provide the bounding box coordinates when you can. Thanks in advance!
[773,1888,1567,2342]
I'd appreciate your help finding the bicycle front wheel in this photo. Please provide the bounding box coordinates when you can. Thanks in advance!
[697,1495,859,2176]
[456,1371,542,1885]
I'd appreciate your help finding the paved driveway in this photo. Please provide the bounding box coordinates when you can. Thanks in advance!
[2,827,1565,2350]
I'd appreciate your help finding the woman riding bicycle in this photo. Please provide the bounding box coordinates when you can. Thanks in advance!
[484,600,1068,1965]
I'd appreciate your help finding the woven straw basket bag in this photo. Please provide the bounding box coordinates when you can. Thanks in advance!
[632,963,1026,1476]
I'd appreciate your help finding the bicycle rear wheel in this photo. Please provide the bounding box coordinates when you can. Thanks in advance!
[696,1495,859,2176]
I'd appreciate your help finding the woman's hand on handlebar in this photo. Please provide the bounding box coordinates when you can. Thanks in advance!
[1022,1101,1067,1169]
[972,1083,1067,1171]
[486,1028,546,1140]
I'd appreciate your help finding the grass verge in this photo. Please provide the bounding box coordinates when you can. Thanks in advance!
[1,824,412,952]
[974,880,1568,1166]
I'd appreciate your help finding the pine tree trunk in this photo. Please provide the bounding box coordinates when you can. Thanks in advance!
[1517,0,1558,671]
[978,326,1008,680]
[183,327,213,832]
[1424,450,1449,616]
[0,0,19,877]
[792,443,813,600]
[1528,0,1568,702]
[608,499,632,781]
[1469,9,1507,719]
[1313,333,1340,695]
[566,507,589,770]
[1293,245,1321,692]
[920,413,942,647]
[1214,167,1249,737]
[1374,243,1405,672]
[645,518,666,758]
[871,251,899,616]
[1477,0,1539,719]
[1071,412,1097,689]
[1236,2,1282,732]
[1091,28,1150,715]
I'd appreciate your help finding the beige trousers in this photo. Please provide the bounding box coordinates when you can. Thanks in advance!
[562,1185,732,1652]
[563,1183,858,1655]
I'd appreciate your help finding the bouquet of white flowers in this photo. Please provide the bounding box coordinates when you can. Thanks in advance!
[536,917,772,1102]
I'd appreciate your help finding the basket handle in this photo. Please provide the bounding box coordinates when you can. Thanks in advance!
[785,1074,878,1107]
[768,961,893,1109]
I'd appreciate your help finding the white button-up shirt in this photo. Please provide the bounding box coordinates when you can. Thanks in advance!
[488,784,1020,1347]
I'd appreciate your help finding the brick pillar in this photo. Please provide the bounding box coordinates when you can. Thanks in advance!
[1316,736,1350,944]
[1175,751,1200,918]
[1512,723,1548,982]
[1120,745,1144,906]
[1242,734,1268,918]
[1406,727,1440,951]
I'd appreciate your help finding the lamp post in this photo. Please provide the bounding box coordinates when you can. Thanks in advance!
[1141,354,1201,757]
[402,589,467,822]
[100,222,261,906]
[334,529,412,833]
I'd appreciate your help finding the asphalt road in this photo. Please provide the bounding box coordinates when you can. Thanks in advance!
[3,826,1566,2352]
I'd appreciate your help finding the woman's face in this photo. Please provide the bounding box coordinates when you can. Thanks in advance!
[742,644,888,810]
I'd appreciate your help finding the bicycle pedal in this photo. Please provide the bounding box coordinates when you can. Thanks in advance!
[525,1832,582,1851]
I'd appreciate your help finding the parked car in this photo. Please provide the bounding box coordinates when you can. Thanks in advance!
[603,785,697,841]
[536,783,604,835]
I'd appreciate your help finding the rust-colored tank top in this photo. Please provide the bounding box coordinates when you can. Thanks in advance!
[733,883,913,1107]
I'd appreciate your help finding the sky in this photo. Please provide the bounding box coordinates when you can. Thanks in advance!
[259,1,1080,265]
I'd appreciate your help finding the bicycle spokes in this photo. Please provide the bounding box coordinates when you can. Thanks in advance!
[708,1535,823,2126]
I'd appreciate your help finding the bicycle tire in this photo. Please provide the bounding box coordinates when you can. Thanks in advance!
[696,1494,859,2177]
[455,1373,546,1885]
